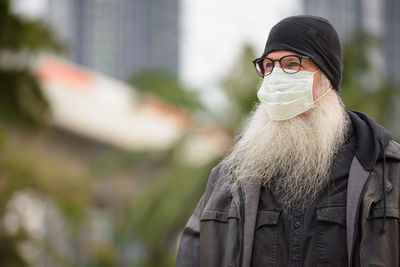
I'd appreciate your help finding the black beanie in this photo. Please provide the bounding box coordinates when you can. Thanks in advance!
[262,15,343,91]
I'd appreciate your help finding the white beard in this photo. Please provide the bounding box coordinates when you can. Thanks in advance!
[222,76,348,208]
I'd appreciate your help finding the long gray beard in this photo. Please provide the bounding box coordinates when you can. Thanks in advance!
[221,88,348,209]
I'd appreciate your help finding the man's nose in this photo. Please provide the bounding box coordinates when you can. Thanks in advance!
[273,60,282,71]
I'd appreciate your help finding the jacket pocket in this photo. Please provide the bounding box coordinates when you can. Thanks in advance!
[251,210,281,267]
[199,202,241,267]
[359,207,400,267]
[368,207,400,220]
[364,206,400,242]
[255,210,281,229]
[200,210,228,222]
[316,206,347,267]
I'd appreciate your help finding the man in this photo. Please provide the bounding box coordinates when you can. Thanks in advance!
[176,15,400,267]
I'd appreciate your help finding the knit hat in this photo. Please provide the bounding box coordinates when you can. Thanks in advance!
[262,15,343,91]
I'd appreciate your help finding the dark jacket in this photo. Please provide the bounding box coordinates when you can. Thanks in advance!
[176,110,400,267]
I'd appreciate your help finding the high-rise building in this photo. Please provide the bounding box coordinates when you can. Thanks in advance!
[303,0,362,40]
[46,0,179,80]
[303,0,399,82]
[383,0,400,83]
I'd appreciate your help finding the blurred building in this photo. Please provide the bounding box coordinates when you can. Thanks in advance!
[303,0,400,83]
[383,0,400,82]
[46,0,179,80]
[303,0,362,39]
[34,54,230,162]
[35,54,189,151]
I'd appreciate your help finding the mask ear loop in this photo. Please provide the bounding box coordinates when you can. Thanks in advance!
[312,69,320,75]
[312,69,332,104]
[314,87,331,103]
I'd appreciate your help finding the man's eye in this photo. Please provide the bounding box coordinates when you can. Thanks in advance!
[263,62,273,71]
[284,62,300,69]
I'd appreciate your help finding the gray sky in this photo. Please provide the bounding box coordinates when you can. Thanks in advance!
[180,0,302,108]
[13,0,48,18]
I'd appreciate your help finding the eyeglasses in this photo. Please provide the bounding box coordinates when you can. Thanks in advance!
[252,55,310,76]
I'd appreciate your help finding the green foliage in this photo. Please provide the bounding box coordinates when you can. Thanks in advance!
[0,70,49,127]
[0,129,93,266]
[131,71,204,111]
[220,45,260,134]
[115,145,215,266]
[0,0,62,52]
[340,33,400,139]
[0,131,92,220]
[0,231,29,267]
[0,0,62,128]
[123,162,211,243]
[0,1,77,266]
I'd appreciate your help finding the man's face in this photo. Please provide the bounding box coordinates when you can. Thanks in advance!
[265,50,328,101]
[223,52,346,207]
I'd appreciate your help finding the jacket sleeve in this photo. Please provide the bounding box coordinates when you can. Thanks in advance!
[175,164,223,267]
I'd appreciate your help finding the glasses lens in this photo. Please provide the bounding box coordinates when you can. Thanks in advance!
[254,59,264,76]
[255,58,273,76]
[281,56,301,74]
[262,58,273,75]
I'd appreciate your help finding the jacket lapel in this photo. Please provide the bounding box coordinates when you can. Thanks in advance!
[346,156,371,267]
[242,182,261,267]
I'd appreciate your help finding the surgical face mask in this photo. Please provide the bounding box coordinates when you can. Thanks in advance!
[257,68,329,121]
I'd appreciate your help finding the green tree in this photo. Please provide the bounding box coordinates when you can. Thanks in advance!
[340,33,400,139]
[131,71,203,111]
[0,1,77,266]
[220,45,259,135]
[117,149,215,267]
[0,0,62,128]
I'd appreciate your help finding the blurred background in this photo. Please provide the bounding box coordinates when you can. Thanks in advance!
[0,0,399,266]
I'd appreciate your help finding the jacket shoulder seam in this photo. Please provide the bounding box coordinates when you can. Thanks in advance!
[385,140,400,159]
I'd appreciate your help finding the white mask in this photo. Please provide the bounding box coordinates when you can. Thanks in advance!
[257,68,329,121]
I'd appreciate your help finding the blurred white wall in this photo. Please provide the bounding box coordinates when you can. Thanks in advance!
[36,55,189,151]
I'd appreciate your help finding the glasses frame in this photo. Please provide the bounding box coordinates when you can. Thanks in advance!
[252,55,310,77]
